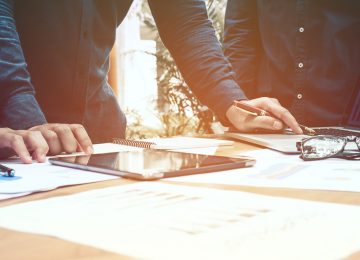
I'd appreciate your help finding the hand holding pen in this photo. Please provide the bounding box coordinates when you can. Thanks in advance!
[233,100,315,135]
[225,98,305,135]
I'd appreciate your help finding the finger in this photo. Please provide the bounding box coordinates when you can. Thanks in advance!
[250,98,303,134]
[29,123,60,135]
[244,115,285,132]
[70,124,93,154]
[1,133,32,163]
[270,98,281,105]
[0,128,14,134]
[76,143,83,153]
[52,125,78,153]
[263,103,303,134]
[29,124,64,154]
[41,130,62,155]
[60,156,76,163]
[227,105,281,132]
[75,154,91,165]
[28,124,45,132]
[19,131,49,163]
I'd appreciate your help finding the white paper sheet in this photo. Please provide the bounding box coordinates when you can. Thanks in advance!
[0,138,217,200]
[168,148,360,192]
[0,140,220,201]
[0,192,30,200]
[0,143,138,199]
[0,182,359,260]
[0,161,117,194]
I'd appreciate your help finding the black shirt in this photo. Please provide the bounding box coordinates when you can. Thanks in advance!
[224,0,360,127]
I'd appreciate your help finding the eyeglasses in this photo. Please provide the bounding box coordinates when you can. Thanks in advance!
[296,135,360,161]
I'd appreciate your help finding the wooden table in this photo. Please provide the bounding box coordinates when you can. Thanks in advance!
[1,141,359,260]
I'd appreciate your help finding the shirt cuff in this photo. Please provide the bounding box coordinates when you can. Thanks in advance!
[204,80,248,126]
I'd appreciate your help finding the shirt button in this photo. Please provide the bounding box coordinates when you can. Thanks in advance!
[299,27,304,32]
[297,93,303,99]
[298,62,304,68]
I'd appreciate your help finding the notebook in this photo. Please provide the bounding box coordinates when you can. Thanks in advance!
[112,137,234,150]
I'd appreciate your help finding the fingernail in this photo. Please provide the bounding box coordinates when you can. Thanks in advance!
[26,156,33,162]
[86,146,94,154]
[273,121,282,130]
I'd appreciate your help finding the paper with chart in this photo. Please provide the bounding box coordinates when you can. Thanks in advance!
[0,182,359,260]
[168,148,360,192]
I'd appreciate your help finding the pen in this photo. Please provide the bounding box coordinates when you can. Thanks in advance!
[233,100,316,135]
[0,164,15,177]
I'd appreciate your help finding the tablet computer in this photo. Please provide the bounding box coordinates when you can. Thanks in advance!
[49,150,255,181]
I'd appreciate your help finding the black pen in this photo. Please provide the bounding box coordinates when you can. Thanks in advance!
[0,164,15,177]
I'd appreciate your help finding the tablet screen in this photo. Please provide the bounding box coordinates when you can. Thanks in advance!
[50,150,255,180]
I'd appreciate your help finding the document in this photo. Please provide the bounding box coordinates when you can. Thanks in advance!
[0,192,29,200]
[0,182,359,260]
[168,149,360,193]
[0,139,220,200]
[0,143,139,199]
[0,161,117,194]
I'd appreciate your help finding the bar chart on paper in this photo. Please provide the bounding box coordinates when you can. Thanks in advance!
[103,188,272,235]
[0,183,360,260]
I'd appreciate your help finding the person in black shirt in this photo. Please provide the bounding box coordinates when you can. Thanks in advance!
[224,0,360,127]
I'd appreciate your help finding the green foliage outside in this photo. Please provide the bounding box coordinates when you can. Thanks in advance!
[126,0,227,140]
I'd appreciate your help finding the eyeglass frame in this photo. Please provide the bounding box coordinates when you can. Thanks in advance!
[296,135,360,161]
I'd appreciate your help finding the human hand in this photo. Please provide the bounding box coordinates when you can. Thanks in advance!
[226,97,303,134]
[29,123,93,155]
[60,154,90,165]
[0,128,49,163]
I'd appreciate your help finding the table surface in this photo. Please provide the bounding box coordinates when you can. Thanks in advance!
[1,141,359,260]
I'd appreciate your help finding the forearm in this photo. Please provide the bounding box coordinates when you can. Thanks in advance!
[0,92,46,129]
[149,0,247,124]
[0,0,46,129]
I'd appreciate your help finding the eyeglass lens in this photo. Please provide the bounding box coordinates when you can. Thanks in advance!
[302,136,347,159]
